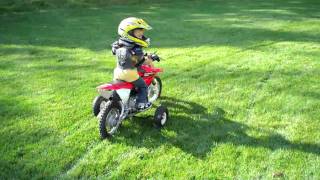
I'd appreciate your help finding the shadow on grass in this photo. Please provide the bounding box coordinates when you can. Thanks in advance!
[112,96,319,158]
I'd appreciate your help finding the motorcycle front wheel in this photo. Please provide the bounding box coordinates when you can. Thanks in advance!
[148,76,162,103]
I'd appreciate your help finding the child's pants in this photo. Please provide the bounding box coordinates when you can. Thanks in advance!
[132,77,148,104]
[113,68,139,82]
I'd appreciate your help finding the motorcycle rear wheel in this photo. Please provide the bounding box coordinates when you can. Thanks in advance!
[92,95,109,117]
[99,101,122,139]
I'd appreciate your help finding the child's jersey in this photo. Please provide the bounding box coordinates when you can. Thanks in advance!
[111,38,145,82]
[112,38,145,70]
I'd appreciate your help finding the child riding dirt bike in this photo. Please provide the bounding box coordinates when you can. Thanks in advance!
[111,17,160,111]
[92,17,168,138]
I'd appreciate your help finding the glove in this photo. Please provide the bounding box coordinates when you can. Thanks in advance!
[149,53,160,62]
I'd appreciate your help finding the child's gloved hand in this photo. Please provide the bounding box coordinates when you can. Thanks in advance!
[149,54,160,62]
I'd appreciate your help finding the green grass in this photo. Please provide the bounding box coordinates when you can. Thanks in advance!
[1,0,320,179]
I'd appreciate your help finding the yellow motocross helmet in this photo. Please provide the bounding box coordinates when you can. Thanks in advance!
[118,17,152,47]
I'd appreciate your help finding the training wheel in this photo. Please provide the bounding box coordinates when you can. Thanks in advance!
[154,105,169,128]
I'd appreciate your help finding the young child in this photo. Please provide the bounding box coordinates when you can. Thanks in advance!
[111,17,157,111]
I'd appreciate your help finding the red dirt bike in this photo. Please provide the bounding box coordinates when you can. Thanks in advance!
[92,60,168,139]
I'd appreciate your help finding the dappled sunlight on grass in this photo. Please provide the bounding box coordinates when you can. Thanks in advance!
[0,0,319,179]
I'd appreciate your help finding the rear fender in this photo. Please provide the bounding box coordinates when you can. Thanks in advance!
[98,89,112,99]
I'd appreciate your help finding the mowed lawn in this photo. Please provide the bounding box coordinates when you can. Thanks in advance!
[0,0,319,179]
